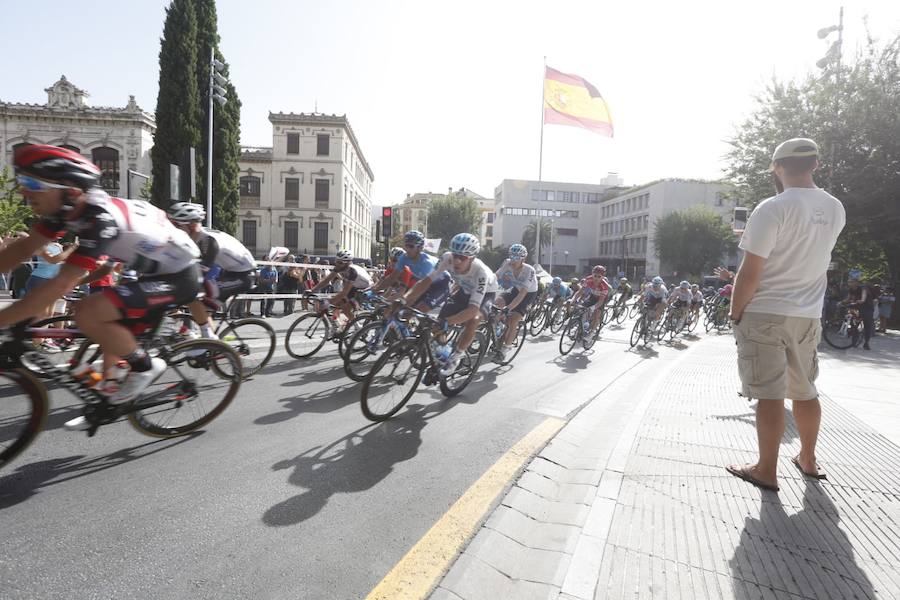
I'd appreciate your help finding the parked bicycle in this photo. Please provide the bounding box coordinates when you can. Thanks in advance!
[822,305,864,349]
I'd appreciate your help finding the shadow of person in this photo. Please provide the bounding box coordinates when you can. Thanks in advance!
[254,384,358,425]
[263,405,433,527]
[550,354,591,373]
[729,481,876,599]
[712,406,801,444]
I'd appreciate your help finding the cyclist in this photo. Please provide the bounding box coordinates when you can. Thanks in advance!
[548,277,573,305]
[667,280,693,331]
[379,230,451,312]
[643,276,669,324]
[167,202,257,339]
[493,244,538,359]
[372,247,414,299]
[690,283,704,324]
[569,277,582,295]
[309,250,372,324]
[1,144,201,430]
[576,265,611,334]
[615,277,633,311]
[403,233,496,376]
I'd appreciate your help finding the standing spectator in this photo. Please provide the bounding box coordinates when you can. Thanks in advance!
[878,286,895,332]
[257,263,278,317]
[843,278,875,349]
[726,138,845,492]
[278,254,299,315]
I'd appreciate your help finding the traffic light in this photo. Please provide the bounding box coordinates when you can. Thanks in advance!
[382,207,392,239]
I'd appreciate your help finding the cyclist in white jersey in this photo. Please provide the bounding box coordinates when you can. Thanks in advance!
[668,281,694,331]
[310,250,372,322]
[167,202,257,339]
[494,244,538,358]
[643,276,669,324]
[403,233,497,376]
[1,145,201,430]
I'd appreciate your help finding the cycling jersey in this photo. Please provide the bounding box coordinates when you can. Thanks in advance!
[396,251,438,281]
[35,190,199,275]
[582,275,611,299]
[336,264,372,289]
[429,252,498,307]
[495,259,539,293]
[197,229,256,273]
[549,283,572,300]
[691,291,704,304]
[644,285,669,301]
[384,264,415,289]
[670,288,693,303]
[617,283,633,298]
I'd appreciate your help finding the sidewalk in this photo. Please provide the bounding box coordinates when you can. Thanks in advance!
[432,333,900,600]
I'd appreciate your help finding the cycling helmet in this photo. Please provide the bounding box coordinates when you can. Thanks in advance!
[168,201,206,224]
[619,277,628,283]
[13,144,101,192]
[389,247,405,260]
[266,246,289,261]
[551,277,562,287]
[335,249,353,263]
[680,280,690,289]
[570,278,580,285]
[508,243,528,261]
[652,276,664,286]
[592,265,607,274]
[404,230,425,247]
[449,233,480,256]
[691,284,699,290]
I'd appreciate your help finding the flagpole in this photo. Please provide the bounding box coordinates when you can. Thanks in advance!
[536,56,546,266]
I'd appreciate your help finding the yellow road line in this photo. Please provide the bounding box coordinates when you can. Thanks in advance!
[366,417,565,600]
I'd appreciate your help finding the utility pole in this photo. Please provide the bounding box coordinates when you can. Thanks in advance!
[207,49,230,227]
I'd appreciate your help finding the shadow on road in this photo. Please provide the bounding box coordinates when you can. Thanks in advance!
[0,433,202,509]
[550,353,591,373]
[255,384,359,424]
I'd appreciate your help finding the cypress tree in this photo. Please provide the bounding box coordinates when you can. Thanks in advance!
[150,0,201,208]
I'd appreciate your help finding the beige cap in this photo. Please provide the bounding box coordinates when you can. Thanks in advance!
[770,138,819,169]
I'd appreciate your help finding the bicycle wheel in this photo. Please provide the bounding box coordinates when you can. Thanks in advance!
[582,320,600,350]
[338,312,376,360]
[549,306,567,334]
[360,340,425,421]
[21,316,83,379]
[644,318,656,345]
[440,330,486,397]
[0,368,50,469]
[630,317,644,348]
[285,313,330,358]
[529,306,548,336]
[127,339,241,437]
[218,318,275,378]
[498,321,527,366]
[559,315,581,356]
[628,301,640,320]
[344,321,399,382]
[687,312,699,333]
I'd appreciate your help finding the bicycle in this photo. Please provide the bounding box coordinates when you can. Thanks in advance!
[822,305,864,349]
[629,303,658,348]
[359,307,487,421]
[283,294,354,359]
[558,301,604,355]
[609,294,630,325]
[0,320,242,469]
[657,304,689,342]
[342,299,424,382]
[483,306,528,366]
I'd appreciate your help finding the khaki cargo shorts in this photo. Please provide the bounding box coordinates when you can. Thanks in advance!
[733,312,821,401]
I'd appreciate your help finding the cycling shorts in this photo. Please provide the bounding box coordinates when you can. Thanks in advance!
[216,270,256,302]
[584,293,608,308]
[104,264,202,323]
[646,296,664,308]
[501,290,536,316]
[419,275,452,309]
[438,289,495,321]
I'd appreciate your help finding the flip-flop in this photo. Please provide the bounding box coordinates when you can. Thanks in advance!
[792,455,827,480]
[725,465,779,492]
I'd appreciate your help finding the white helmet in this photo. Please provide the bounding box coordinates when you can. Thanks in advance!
[167,202,206,224]
[449,233,480,257]
[508,243,528,261]
[389,247,405,260]
[336,249,353,263]
[266,246,290,261]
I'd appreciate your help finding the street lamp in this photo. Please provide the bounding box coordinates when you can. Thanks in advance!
[206,50,230,227]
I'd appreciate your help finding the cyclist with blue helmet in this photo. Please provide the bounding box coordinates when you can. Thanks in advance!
[548,277,573,303]
[403,232,497,376]
[378,230,451,310]
[667,280,694,332]
[494,244,538,359]
[643,276,669,324]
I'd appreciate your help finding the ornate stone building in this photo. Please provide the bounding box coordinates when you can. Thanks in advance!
[1,76,155,197]
[238,113,375,259]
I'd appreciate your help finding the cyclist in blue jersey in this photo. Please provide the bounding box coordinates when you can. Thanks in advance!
[378,230,451,311]
[548,277,573,303]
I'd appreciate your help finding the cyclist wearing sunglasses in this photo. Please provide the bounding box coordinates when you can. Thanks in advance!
[376,230,451,311]
[0,144,201,430]
[403,232,497,376]
[493,244,538,359]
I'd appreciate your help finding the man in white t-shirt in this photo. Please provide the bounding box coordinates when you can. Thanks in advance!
[726,138,845,493]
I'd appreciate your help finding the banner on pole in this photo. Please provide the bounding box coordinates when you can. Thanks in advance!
[424,238,442,254]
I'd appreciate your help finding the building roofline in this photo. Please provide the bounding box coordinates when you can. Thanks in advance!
[0,102,156,128]
[604,177,731,199]
[268,112,374,181]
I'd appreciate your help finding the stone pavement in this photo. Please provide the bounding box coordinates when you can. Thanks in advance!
[431,332,900,600]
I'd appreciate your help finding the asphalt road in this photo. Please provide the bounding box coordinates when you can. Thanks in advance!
[0,309,692,600]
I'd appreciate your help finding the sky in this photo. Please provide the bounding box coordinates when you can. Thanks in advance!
[3,0,899,206]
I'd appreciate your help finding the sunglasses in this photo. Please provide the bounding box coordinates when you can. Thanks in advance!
[404,243,421,249]
[16,175,71,192]
[451,253,469,261]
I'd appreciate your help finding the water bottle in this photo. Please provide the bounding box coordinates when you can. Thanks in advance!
[99,360,130,395]
[69,359,103,388]
[435,343,452,363]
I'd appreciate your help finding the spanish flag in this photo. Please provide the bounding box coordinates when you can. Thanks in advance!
[544,66,613,137]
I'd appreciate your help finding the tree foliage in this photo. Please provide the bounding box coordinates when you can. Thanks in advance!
[150,0,201,208]
[0,167,33,236]
[726,33,900,280]
[653,206,737,277]
[521,219,552,263]
[426,196,482,251]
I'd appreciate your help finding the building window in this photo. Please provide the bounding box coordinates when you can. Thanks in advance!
[313,222,328,253]
[91,147,120,195]
[287,133,300,155]
[285,178,299,208]
[486,225,493,237]
[487,212,495,224]
[317,134,329,156]
[315,179,329,208]
[556,228,578,236]
[239,175,261,208]
[242,220,257,252]
[283,220,299,250]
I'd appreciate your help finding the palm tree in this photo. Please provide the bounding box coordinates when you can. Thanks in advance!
[521,219,552,264]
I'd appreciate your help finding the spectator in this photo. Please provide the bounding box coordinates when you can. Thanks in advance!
[278,254,299,315]
[879,286,895,332]
[257,263,278,317]
[843,278,875,348]
[726,138,845,492]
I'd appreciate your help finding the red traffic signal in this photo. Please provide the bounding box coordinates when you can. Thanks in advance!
[381,206,392,239]
[382,207,392,218]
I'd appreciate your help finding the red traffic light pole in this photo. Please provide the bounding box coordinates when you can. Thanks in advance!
[382,207,393,266]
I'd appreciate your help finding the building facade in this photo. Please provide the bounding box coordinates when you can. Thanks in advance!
[391,187,493,248]
[1,76,155,198]
[237,112,374,258]
[596,179,735,278]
